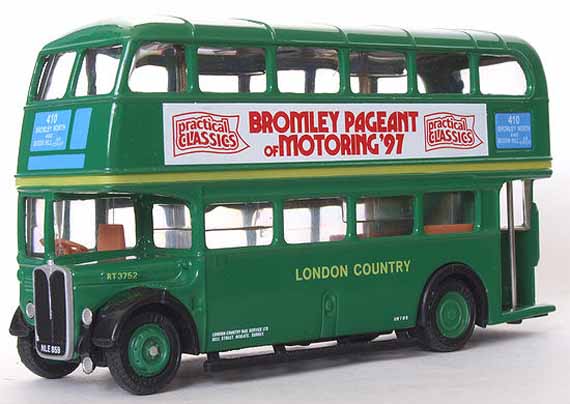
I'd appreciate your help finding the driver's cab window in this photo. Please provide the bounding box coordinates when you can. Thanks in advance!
[128,42,187,93]
[53,197,136,256]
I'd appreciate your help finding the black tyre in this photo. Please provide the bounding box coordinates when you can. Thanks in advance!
[416,279,476,352]
[17,333,78,379]
[337,333,379,344]
[105,311,181,395]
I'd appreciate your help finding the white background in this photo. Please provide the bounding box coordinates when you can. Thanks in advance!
[0,1,568,403]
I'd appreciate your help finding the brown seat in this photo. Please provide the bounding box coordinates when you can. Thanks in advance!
[97,224,126,252]
[424,223,474,235]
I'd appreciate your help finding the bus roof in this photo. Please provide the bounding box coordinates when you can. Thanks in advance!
[42,17,528,53]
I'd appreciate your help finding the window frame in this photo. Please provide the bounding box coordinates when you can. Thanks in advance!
[195,44,269,95]
[151,198,193,251]
[355,194,415,239]
[414,50,473,96]
[348,48,411,96]
[125,41,190,95]
[73,43,125,98]
[275,45,343,95]
[422,190,479,236]
[23,196,47,258]
[204,200,275,250]
[476,52,532,97]
[282,196,348,245]
[33,51,79,101]
[49,193,140,259]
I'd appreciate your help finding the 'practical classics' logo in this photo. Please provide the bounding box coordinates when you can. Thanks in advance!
[172,112,249,157]
[424,112,483,152]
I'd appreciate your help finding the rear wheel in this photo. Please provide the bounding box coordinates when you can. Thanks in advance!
[105,312,181,395]
[416,279,476,352]
[17,333,78,379]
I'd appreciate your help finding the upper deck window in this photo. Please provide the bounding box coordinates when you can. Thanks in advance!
[479,55,527,95]
[129,43,187,93]
[198,47,266,93]
[417,52,470,94]
[35,52,76,100]
[277,47,339,93]
[350,51,408,94]
[75,45,122,96]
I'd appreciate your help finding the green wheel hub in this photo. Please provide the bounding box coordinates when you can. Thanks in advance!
[436,291,471,338]
[128,324,171,377]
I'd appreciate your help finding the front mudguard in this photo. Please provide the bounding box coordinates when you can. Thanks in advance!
[91,287,199,354]
[9,307,31,337]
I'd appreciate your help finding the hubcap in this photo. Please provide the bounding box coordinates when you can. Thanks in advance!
[128,324,171,377]
[436,291,471,339]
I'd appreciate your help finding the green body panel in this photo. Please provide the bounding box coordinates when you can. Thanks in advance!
[14,19,554,358]
[17,19,550,178]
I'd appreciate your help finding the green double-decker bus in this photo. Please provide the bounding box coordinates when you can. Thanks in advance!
[10,17,555,395]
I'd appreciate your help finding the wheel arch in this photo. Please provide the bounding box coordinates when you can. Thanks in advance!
[417,262,488,328]
[91,287,200,354]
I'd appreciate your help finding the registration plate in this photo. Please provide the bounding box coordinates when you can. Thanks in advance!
[37,342,64,356]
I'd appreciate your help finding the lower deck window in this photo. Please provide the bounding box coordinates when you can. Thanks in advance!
[25,197,45,256]
[284,198,347,243]
[205,202,273,249]
[53,197,136,255]
[357,196,414,238]
[424,191,474,234]
[153,203,192,249]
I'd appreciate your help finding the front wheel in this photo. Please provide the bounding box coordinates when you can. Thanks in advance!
[105,312,181,395]
[17,333,78,379]
[416,279,476,352]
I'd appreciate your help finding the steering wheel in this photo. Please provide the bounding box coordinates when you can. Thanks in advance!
[54,239,89,256]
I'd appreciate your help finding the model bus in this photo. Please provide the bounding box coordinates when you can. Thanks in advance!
[10,17,554,395]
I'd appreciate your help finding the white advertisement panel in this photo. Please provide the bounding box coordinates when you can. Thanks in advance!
[163,103,488,165]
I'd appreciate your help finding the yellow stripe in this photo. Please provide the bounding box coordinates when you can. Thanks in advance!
[15,160,551,188]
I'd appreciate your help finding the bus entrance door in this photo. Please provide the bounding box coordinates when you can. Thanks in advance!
[500,180,540,312]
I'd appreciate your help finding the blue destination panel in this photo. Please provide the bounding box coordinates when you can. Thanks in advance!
[30,110,72,152]
[70,108,92,150]
[28,154,85,170]
[495,112,532,149]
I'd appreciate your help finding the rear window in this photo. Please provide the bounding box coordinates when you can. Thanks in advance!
[479,55,527,95]
[35,52,76,100]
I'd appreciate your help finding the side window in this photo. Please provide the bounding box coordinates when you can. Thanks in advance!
[76,45,123,96]
[284,198,346,244]
[36,52,76,100]
[205,202,273,249]
[153,203,192,249]
[500,180,531,230]
[198,47,266,93]
[417,53,470,94]
[424,191,474,234]
[25,197,45,256]
[350,51,408,94]
[277,47,339,93]
[53,197,136,255]
[357,196,414,238]
[479,55,527,95]
[129,43,187,93]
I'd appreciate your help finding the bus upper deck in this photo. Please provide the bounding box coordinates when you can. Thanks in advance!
[17,17,550,189]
